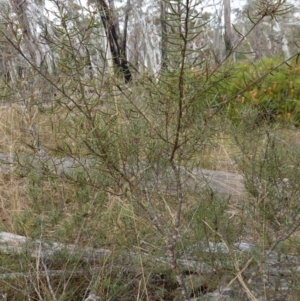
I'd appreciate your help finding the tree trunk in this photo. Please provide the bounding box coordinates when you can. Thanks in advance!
[224,0,233,57]
[10,0,42,67]
[213,6,223,64]
[160,0,168,69]
[96,0,132,83]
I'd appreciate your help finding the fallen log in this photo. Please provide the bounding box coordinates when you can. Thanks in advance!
[0,151,246,198]
[1,231,300,301]
[0,231,210,274]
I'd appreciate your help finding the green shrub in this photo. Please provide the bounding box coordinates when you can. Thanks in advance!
[189,57,300,125]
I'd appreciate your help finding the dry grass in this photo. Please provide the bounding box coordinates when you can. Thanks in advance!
[0,102,252,238]
[1,99,300,300]
[199,132,241,173]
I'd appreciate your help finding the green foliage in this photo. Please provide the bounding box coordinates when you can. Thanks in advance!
[186,192,242,245]
[183,56,300,125]
[217,57,300,124]
[2,0,300,300]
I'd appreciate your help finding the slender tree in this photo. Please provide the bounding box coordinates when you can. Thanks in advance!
[96,0,132,83]
[160,0,168,69]
[223,0,232,57]
[10,0,42,67]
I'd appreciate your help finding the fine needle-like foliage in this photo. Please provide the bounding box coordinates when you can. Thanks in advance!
[0,0,300,300]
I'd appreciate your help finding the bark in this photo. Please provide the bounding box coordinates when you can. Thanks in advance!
[212,3,223,64]
[0,231,211,274]
[273,21,290,58]
[10,0,42,67]
[253,26,264,60]
[0,150,246,199]
[85,46,93,79]
[96,0,132,83]
[224,0,233,57]
[160,0,168,69]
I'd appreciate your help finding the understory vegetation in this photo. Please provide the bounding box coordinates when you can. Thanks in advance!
[1,0,300,300]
